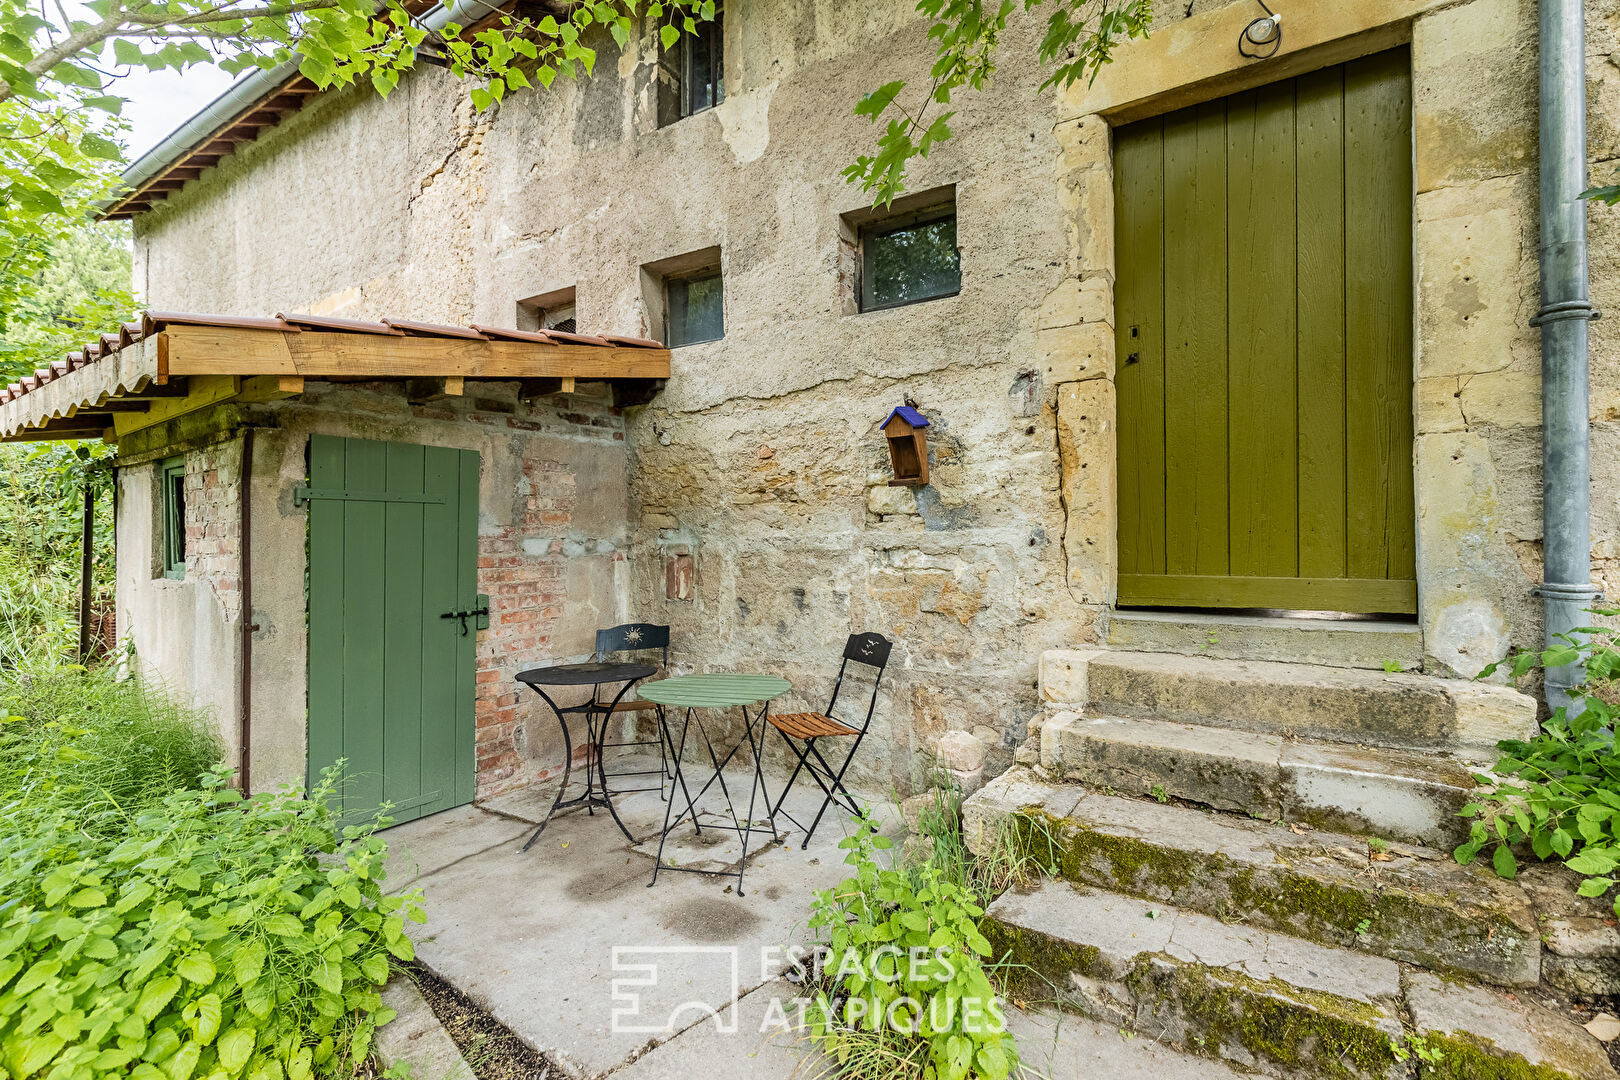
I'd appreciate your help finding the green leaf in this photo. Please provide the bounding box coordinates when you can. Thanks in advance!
[660,23,680,49]
[1577,877,1616,897]
[177,951,216,984]
[79,133,123,162]
[217,1027,256,1074]
[855,80,906,121]
[1492,844,1518,879]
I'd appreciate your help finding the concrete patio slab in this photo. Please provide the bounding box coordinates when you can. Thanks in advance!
[385,766,900,1079]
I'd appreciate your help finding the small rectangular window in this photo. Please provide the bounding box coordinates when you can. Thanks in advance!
[666,269,725,347]
[860,208,961,312]
[657,8,724,125]
[160,456,186,579]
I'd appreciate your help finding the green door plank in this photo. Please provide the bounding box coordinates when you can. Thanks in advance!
[306,435,347,793]
[418,446,461,819]
[1225,80,1298,580]
[341,438,388,818]
[1162,99,1230,577]
[1295,64,1349,579]
[1344,48,1416,583]
[1114,120,1167,578]
[382,441,426,819]
[454,449,479,806]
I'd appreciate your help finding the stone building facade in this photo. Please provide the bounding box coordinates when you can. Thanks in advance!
[109,0,1620,799]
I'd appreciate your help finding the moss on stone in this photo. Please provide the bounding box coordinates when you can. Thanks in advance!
[979,914,1102,1008]
[1417,1032,1590,1080]
[1130,957,1398,1079]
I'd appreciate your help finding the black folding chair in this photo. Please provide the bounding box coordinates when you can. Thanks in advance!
[590,623,674,798]
[767,632,892,849]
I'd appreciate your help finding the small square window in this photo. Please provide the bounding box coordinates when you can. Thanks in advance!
[160,456,186,579]
[666,269,725,347]
[859,209,961,312]
[657,7,724,125]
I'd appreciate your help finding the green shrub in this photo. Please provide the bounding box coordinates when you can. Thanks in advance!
[1458,610,1620,912]
[0,664,222,823]
[805,818,1019,1080]
[0,768,423,1080]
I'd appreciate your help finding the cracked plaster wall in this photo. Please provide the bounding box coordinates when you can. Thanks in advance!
[129,0,1620,795]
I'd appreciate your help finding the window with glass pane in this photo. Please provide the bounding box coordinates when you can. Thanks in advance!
[860,213,961,312]
[160,457,186,579]
[667,271,725,346]
[656,9,724,126]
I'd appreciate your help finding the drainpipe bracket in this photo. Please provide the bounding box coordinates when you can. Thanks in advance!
[1532,581,1604,603]
[1530,300,1602,327]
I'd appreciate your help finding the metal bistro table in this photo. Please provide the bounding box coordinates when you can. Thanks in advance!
[638,673,791,896]
[515,661,657,851]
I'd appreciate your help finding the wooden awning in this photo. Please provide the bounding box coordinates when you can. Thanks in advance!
[0,311,670,442]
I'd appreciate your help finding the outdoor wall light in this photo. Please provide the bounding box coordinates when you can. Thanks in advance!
[1239,2,1282,59]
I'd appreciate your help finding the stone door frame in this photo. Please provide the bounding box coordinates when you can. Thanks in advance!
[1051,0,1535,676]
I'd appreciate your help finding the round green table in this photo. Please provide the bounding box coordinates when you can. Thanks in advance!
[638,673,791,896]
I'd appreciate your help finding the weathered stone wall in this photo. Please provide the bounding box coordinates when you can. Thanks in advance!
[112,381,631,797]
[126,0,1620,793]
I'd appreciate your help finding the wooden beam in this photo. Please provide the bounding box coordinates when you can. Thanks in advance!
[559,377,575,394]
[162,324,672,380]
[443,376,465,396]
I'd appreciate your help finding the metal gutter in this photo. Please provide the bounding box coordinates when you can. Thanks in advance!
[1534,0,1603,709]
[110,2,460,211]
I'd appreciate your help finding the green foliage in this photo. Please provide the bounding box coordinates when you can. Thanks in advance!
[0,439,115,669]
[1582,173,1620,206]
[1455,610,1620,914]
[0,219,134,381]
[0,663,221,816]
[805,817,1020,1080]
[844,0,1153,204]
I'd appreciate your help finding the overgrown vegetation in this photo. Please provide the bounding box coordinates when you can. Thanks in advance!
[0,663,420,1080]
[1456,610,1620,914]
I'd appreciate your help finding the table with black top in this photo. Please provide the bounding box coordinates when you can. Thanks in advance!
[637,673,791,896]
[514,661,656,851]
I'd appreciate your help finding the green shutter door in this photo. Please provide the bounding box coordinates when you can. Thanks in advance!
[306,434,479,825]
[1114,48,1416,614]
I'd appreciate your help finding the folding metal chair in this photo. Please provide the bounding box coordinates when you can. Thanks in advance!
[590,623,675,798]
[767,632,892,848]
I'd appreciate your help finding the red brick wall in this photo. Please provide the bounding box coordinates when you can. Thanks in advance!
[460,391,628,798]
[183,440,242,623]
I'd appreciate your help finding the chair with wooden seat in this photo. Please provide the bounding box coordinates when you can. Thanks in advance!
[590,623,674,798]
[768,631,892,848]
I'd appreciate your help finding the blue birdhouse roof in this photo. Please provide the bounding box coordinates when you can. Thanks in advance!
[883,405,930,429]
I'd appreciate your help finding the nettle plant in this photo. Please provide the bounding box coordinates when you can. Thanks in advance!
[1456,610,1620,912]
[0,768,423,1080]
[804,818,1017,1080]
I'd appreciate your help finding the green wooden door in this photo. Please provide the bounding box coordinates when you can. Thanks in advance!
[306,435,479,825]
[1114,48,1416,614]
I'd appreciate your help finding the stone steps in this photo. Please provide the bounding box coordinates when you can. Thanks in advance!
[983,881,1615,1080]
[964,767,1540,987]
[1039,648,1537,754]
[1106,610,1424,671]
[1038,711,1481,848]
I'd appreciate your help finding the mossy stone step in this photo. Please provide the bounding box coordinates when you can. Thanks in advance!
[964,767,1540,987]
[1038,650,1537,753]
[1039,711,1479,848]
[984,883,1407,1079]
[983,883,1616,1080]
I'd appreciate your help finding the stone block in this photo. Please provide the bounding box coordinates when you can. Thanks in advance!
[934,729,986,772]
[1404,969,1617,1080]
[984,885,1405,1080]
[1054,381,1116,605]
[1106,610,1425,671]
[1450,680,1539,750]
[865,484,918,516]
[1037,275,1113,330]
[1039,650,1102,705]
[944,765,984,795]
[1043,712,1284,816]
[960,765,1083,856]
[376,979,473,1080]
[1040,320,1113,384]
[1279,741,1474,848]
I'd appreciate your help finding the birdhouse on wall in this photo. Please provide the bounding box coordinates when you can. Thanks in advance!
[882,405,931,486]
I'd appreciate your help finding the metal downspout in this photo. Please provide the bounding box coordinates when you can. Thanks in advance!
[1535,0,1603,709]
[239,428,257,793]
